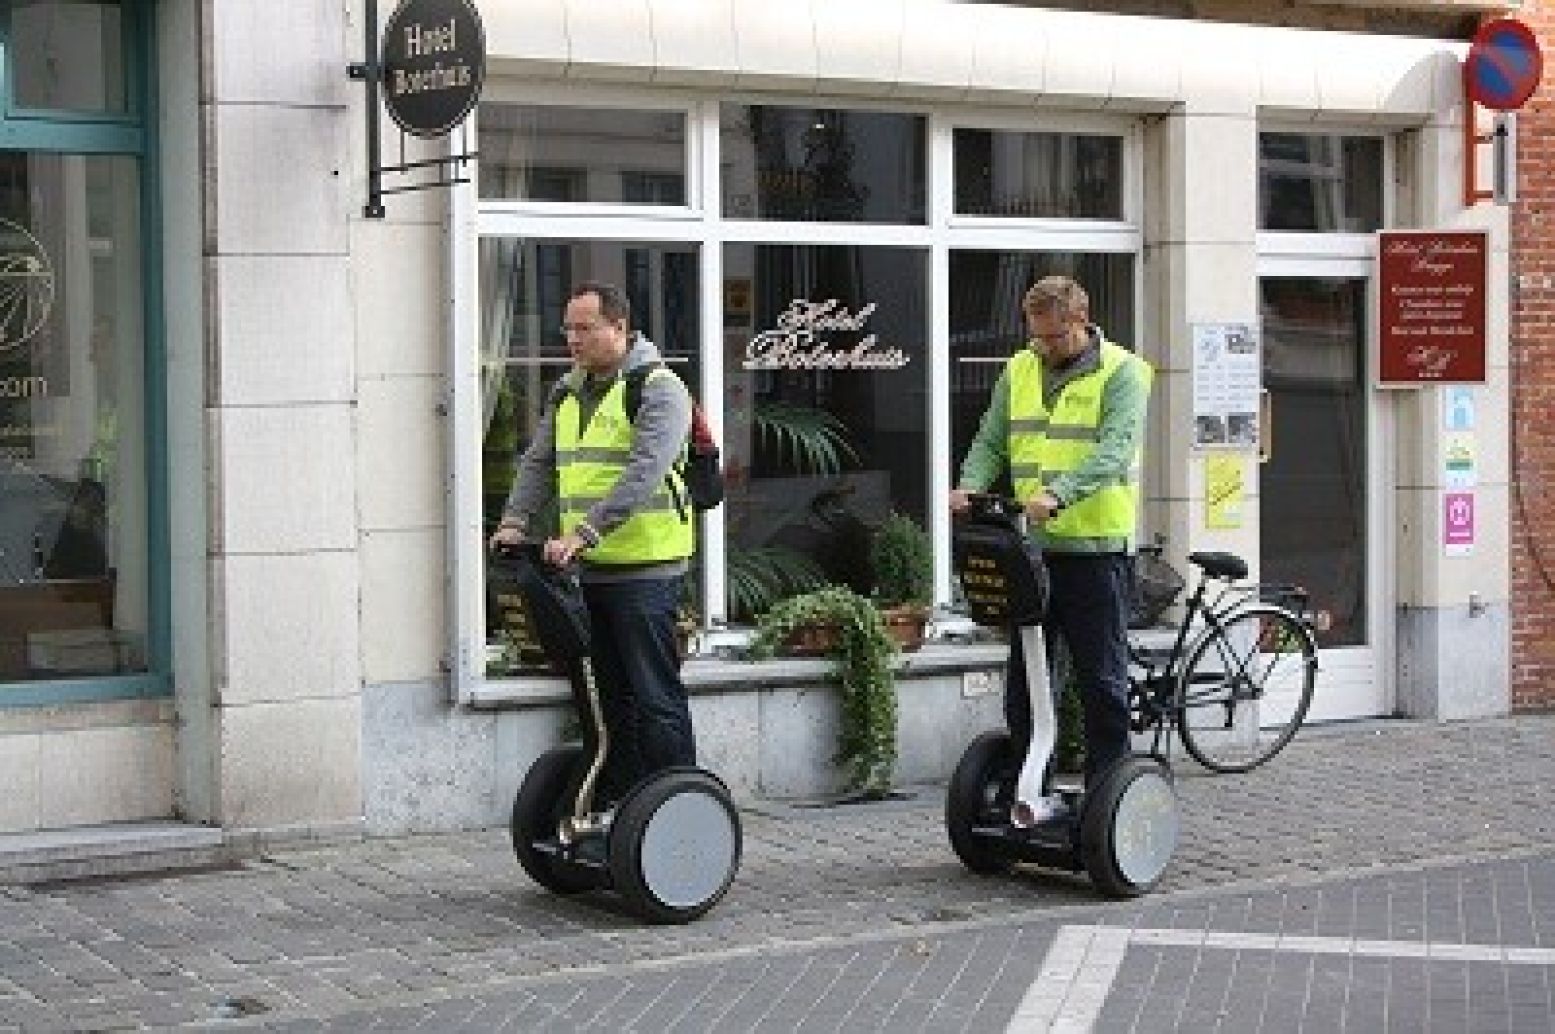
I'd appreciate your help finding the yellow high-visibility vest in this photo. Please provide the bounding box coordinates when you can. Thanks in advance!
[1006,340,1152,544]
[555,370,694,565]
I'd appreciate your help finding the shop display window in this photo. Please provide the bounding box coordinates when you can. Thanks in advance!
[720,244,928,622]
[1258,133,1382,233]
[953,129,1123,219]
[478,104,688,205]
[0,152,146,681]
[720,105,926,224]
[479,238,700,674]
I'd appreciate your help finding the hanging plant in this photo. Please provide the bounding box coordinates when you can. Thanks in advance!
[749,586,899,795]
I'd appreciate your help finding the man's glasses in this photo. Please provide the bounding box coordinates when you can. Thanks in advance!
[560,321,602,336]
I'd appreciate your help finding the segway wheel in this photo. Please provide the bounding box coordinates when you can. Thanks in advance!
[945,731,1016,875]
[1079,755,1178,898]
[608,769,741,924]
[511,744,601,894]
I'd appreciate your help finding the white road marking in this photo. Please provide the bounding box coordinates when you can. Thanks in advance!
[1008,924,1555,1033]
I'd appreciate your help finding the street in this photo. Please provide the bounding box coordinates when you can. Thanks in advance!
[0,715,1551,1032]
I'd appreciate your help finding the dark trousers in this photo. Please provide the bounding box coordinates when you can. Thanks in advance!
[1004,552,1133,788]
[584,575,696,803]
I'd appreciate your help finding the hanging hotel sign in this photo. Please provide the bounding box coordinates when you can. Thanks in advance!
[346,0,483,217]
[1377,230,1488,386]
[742,299,910,370]
[381,0,485,138]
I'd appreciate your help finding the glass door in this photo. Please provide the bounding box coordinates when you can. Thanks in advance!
[1258,272,1390,721]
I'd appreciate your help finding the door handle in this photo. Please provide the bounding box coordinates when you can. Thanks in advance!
[1258,389,1272,465]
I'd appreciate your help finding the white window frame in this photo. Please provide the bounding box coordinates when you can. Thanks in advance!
[451,88,1143,704]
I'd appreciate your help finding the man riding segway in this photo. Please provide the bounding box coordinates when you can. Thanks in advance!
[946,275,1176,896]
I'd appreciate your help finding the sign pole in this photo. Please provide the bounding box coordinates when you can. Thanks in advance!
[348,0,387,218]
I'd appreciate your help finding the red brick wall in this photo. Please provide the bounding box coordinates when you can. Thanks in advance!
[1512,7,1555,711]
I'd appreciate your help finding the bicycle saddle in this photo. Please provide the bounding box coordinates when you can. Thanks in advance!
[1186,551,1248,581]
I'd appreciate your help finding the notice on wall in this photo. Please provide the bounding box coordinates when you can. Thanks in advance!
[1378,230,1488,386]
[1444,491,1476,556]
[1205,453,1245,530]
[1192,322,1261,449]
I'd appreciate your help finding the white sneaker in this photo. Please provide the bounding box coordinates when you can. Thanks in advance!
[1010,795,1068,829]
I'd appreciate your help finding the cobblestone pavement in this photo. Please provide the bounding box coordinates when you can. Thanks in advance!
[0,715,1551,1031]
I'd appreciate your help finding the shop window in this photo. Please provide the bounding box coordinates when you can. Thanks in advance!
[953,129,1123,219]
[0,152,145,681]
[948,251,1135,499]
[479,238,700,675]
[720,106,926,224]
[721,244,928,621]
[1258,133,1382,233]
[478,105,687,205]
[6,0,127,115]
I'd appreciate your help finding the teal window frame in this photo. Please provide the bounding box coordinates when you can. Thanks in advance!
[0,0,167,707]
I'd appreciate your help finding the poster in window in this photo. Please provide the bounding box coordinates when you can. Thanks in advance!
[1377,230,1487,386]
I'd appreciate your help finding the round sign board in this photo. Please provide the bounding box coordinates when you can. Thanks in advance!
[1464,18,1542,112]
[381,0,485,139]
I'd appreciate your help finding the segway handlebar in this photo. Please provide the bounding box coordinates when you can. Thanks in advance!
[960,491,1024,518]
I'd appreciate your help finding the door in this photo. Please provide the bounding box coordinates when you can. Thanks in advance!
[1258,273,1390,722]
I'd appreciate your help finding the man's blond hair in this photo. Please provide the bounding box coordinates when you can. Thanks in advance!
[1023,276,1089,319]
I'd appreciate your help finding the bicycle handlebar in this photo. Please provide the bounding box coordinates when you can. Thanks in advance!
[959,491,1023,518]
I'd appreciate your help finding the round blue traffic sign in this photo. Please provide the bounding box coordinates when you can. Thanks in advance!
[1465,19,1543,112]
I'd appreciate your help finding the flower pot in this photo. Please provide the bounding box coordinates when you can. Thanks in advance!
[879,604,929,653]
[786,621,844,657]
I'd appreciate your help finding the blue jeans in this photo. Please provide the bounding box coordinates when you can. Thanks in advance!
[584,575,696,802]
[1004,552,1133,788]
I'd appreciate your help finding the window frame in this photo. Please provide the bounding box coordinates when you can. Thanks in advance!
[454,89,1143,703]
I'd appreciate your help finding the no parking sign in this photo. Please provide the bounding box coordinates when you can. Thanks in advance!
[1465,19,1543,112]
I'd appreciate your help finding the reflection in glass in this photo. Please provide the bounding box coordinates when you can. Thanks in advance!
[721,244,927,621]
[9,0,127,114]
[478,104,687,204]
[478,238,700,674]
[954,129,1123,218]
[1259,133,1382,233]
[1259,277,1367,648]
[720,106,926,224]
[0,152,144,681]
[948,251,1134,498]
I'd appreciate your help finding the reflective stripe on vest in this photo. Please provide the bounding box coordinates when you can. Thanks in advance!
[555,370,694,565]
[1007,340,1152,543]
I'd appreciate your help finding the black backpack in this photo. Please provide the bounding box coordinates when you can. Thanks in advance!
[623,365,725,512]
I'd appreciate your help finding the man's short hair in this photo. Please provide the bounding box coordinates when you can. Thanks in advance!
[1023,276,1089,319]
[569,281,631,328]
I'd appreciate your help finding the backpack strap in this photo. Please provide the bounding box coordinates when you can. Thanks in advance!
[623,362,668,423]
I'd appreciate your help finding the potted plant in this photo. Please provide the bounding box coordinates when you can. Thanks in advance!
[749,586,899,795]
[869,510,934,652]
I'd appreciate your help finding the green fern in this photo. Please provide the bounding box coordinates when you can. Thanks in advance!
[752,403,858,477]
[726,546,828,622]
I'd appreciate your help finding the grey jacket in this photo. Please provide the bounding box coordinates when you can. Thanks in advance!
[501,334,693,581]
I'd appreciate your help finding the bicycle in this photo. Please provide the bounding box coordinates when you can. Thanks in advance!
[1127,545,1320,773]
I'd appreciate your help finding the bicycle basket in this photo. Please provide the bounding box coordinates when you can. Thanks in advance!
[1129,550,1184,629]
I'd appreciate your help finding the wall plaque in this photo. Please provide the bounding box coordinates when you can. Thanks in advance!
[1377,230,1487,386]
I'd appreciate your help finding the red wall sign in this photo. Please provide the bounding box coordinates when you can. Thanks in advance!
[1377,230,1488,386]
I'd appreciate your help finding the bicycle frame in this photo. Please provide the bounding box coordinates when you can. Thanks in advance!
[1128,564,1314,759]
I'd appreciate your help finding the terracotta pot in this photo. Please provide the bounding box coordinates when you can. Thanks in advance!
[786,621,844,657]
[880,605,930,653]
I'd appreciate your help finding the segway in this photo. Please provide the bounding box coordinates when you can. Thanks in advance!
[944,495,1178,898]
[493,543,741,923]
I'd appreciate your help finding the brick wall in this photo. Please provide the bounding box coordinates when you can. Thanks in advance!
[1512,7,1555,711]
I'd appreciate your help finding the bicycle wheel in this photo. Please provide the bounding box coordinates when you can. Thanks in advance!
[1175,604,1317,773]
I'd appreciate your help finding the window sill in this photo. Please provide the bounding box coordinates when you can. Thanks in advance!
[467,639,1008,709]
